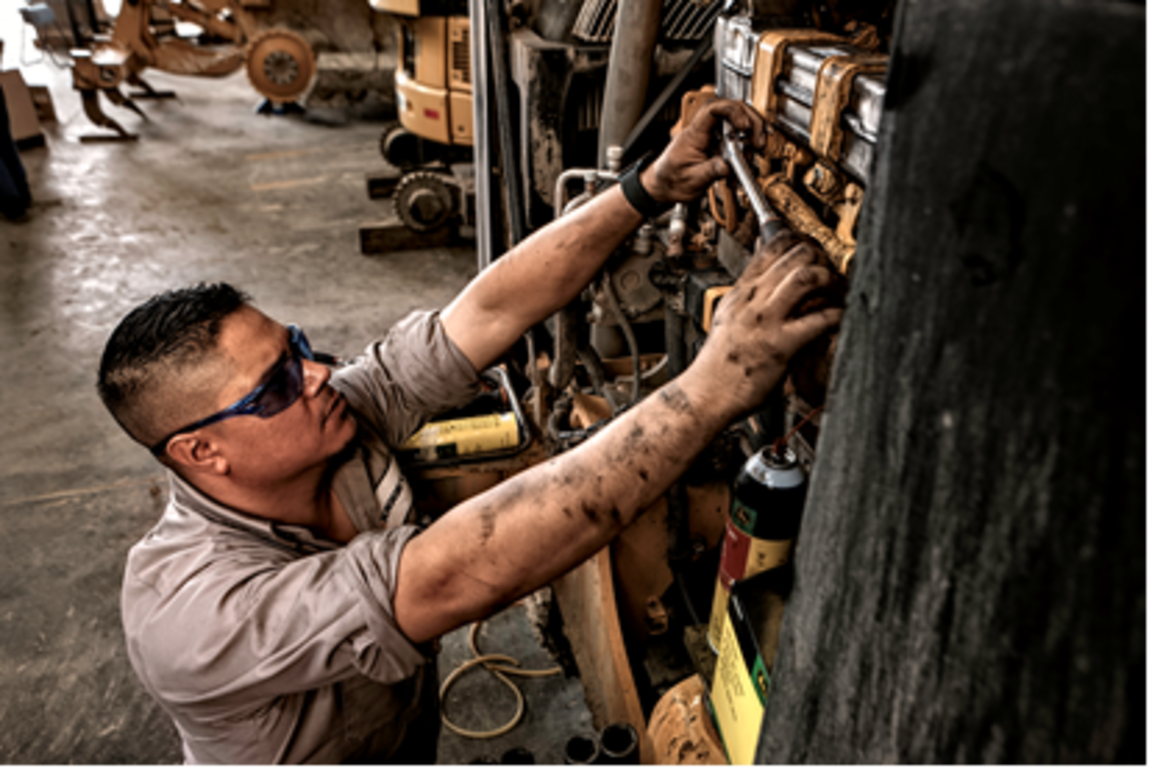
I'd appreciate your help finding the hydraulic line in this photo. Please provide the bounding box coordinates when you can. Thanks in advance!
[600,274,642,406]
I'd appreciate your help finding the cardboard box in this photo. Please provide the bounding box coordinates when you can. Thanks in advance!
[708,566,792,765]
[28,85,56,123]
[0,70,44,147]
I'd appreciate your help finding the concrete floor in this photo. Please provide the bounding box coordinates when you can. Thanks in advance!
[0,18,590,763]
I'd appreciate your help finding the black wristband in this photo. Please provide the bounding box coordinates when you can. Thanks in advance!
[619,153,669,219]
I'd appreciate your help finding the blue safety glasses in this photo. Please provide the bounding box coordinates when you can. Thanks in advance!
[150,325,320,457]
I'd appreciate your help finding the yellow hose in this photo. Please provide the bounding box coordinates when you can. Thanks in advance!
[439,621,563,739]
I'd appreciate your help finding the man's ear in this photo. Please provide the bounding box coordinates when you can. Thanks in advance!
[166,433,230,476]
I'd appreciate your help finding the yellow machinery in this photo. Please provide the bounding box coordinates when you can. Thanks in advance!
[363,0,475,240]
[391,15,473,148]
[368,0,472,153]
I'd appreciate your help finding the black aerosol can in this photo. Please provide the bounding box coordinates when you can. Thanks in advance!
[707,446,807,652]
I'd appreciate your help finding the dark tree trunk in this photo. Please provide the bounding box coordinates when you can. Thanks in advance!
[758,0,1145,762]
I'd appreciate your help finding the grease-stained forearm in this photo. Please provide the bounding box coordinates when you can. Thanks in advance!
[441,97,769,372]
[441,184,643,371]
[393,367,735,642]
[397,228,844,643]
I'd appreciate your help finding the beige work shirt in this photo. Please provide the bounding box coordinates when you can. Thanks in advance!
[121,311,480,764]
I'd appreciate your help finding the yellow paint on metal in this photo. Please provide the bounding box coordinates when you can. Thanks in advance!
[401,413,520,462]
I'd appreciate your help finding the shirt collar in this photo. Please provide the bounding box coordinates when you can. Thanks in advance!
[166,470,340,554]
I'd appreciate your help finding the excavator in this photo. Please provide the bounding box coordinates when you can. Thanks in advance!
[20,0,318,140]
[359,0,475,247]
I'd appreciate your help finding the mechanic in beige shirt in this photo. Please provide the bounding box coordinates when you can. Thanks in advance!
[98,99,843,763]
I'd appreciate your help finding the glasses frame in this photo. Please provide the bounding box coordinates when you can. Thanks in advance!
[149,324,317,457]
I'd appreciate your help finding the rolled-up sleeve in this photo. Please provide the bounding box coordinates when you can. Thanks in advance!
[126,525,427,717]
[332,310,482,448]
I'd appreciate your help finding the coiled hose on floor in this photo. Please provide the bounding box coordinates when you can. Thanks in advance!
[440,621,563,739]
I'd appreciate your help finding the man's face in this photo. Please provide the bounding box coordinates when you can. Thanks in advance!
[197,305,357,485]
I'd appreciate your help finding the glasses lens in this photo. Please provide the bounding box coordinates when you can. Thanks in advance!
[250,354,305,418]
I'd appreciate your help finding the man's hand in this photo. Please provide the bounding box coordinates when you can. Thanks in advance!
[681,233,844,418]
[642,99,767,205]
[398,234,843,645]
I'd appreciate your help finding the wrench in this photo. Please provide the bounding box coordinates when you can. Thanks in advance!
[720,120,786,243]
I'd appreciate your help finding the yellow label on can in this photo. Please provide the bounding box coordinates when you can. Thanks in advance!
[710,603,765,766]
[401,412,520,462]
[708,523,793,651]
[709,577,732,653]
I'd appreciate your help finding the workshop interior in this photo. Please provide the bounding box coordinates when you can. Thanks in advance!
[0,0,1142,763]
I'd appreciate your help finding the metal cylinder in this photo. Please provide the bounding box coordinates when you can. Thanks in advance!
[707,446,807,651]
[563,733,600,765]
[597,0,664,168]
[599,722,640,764]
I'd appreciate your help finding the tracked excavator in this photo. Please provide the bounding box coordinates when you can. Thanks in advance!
[358,0,475,249]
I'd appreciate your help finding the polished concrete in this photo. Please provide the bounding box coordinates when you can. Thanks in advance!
[0,22,589,763]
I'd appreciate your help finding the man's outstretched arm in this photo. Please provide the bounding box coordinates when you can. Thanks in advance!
[440,98,767,373]
[394,235,842,643]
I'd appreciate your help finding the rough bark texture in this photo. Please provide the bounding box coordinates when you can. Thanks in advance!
[757,0,1145,762]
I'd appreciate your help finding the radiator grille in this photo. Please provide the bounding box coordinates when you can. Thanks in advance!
[451,36,471,85]
[572,0,721,44]
[577,80,606,131]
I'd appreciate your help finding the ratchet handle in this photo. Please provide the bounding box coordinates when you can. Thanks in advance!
[759,218,786,244]
[720,120,788,246]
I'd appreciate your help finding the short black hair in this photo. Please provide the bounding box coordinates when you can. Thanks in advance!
[97,283,251,447]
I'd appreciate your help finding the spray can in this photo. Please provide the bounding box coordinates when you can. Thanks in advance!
[707,446,806,652]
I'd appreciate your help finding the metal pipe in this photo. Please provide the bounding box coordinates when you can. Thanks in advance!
[552,169,586,218]
[549,169,615,395]
[553,169,616,218]
[563,734,600,765]
[488,0,526,248]
[599,722,640,764]
[469,0,493,271]
[597,0,664,168]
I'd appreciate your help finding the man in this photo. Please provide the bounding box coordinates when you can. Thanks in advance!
[98,99,842,763]
[0,81,32,220]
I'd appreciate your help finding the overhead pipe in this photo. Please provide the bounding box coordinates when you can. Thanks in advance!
[469,0,494,271]
[596,0,664,168]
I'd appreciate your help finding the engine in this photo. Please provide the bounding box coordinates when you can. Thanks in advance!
[528,2,893,477]
[459,0,899,747]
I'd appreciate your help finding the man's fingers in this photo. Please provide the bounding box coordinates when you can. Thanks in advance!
[770,263,840,317]
[739,232,807,286]
[701,99,767,148]
[690,157,727,185]
[783,306,844,348]
[687,99,766,149]
[750,239,822,292]
[756,232,809,267]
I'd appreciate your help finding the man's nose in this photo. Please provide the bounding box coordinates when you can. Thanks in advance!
[301,357,332,396]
